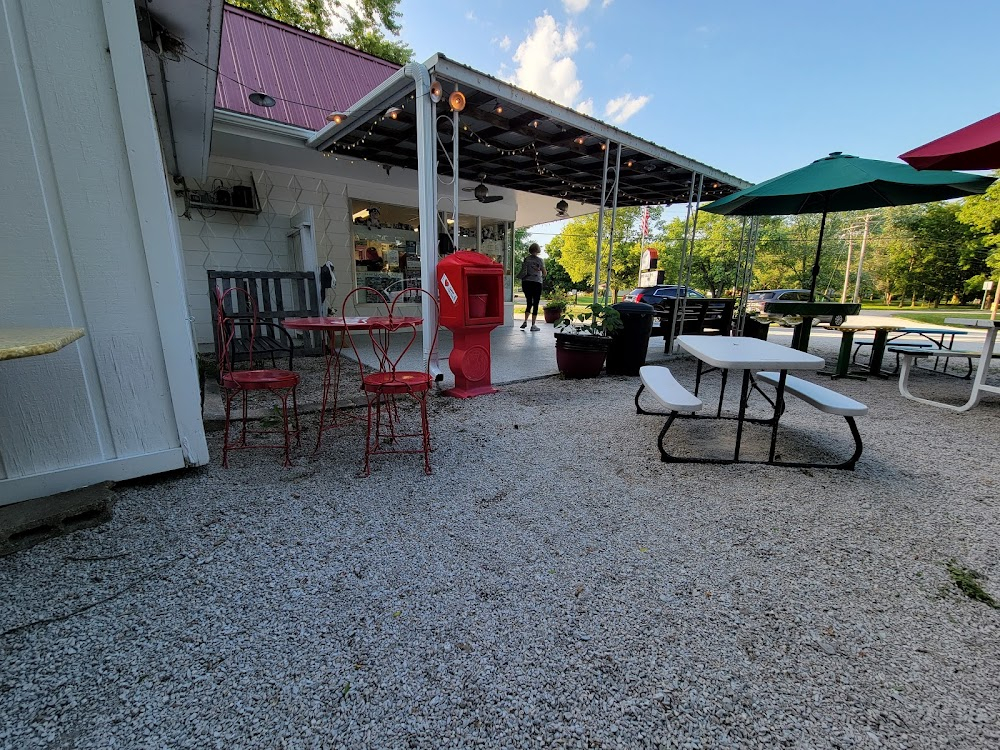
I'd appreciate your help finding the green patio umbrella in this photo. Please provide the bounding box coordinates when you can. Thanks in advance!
[701,152,995,300]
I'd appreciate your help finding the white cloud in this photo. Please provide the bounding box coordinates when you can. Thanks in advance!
[604,93,651,125]
[602,0,614,7]
[576,98,594,116]
[465,10,477,22]
[498,35,511,50]
[563,0,590,13]
[510,15,588,111]
[618,53,632,69]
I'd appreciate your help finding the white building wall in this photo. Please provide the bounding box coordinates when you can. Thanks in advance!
[181,153,515,346]
[0,0,207,505]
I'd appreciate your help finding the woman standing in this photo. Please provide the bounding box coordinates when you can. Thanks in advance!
[518,243,546,331]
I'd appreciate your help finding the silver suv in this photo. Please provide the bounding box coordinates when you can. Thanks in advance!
[746,289,846,326]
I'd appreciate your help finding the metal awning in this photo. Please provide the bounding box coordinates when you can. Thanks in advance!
[308,54,750,206]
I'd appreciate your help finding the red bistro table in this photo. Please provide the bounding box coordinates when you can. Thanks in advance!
[283,316,421,449]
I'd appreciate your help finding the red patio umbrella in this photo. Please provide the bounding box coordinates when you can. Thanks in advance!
[899,111,1000,170]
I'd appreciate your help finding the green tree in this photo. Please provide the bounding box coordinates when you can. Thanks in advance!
[330,0,412,64]
[539,239,574,294]
[227,0,329,36]
[889,203,986,305]
[553,206,660,299]
[958,173,1000,274]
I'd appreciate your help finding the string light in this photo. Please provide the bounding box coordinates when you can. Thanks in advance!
[175,48,726,208]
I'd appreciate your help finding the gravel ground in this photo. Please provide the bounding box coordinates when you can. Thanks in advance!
[2,338,999,749]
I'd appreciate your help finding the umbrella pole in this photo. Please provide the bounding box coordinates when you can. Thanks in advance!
[794,204,829,352]
[809,207,828,302]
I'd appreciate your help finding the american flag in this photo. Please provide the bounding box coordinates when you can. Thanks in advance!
[640,206,650,238]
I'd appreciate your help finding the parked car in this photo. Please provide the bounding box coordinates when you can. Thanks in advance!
[745,289,847,326]
[623,285,706,309]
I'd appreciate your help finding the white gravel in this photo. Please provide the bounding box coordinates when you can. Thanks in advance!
[2,336,999,749]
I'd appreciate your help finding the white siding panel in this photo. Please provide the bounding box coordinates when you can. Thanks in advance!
[0,0,195,498]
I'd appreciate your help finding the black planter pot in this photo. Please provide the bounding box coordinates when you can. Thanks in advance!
[554,332,612,378]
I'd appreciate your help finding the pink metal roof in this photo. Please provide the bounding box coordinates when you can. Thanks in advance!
[216,5,400,131]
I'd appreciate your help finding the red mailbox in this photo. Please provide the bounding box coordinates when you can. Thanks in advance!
[437,250,504,398]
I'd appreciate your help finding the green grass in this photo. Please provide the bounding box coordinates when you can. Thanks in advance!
[945,559,999,608]
[514,302,593,317]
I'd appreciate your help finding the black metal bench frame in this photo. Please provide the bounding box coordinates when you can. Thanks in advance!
[654,298,735,352]
[207,270,322,371]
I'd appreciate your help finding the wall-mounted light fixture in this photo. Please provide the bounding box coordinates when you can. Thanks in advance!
[429,80,443,102]
[248,92,275,108]
[573,135,586,145]
[448,90,466,112]
[555,199,569,217]
[530,119,540,128]
[625,158,635,168]
[385,107,403,120]
[326,111,346,124]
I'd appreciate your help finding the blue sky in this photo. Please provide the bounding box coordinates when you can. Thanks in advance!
[398,0,1000,186]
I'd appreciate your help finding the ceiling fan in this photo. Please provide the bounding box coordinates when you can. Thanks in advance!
[461,174,504,203]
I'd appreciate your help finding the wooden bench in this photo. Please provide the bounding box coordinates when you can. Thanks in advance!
[756,371,867,469]
[654,298,735,352]
[208,270,323,369]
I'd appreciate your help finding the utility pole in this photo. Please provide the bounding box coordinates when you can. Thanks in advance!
[841,225,855,302]
[853,214,872,303]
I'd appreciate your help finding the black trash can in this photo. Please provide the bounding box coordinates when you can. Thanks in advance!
[606,301,654,376]
[742,316,770,341]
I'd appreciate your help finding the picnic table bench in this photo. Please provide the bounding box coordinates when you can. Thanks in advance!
[852,327,970,376]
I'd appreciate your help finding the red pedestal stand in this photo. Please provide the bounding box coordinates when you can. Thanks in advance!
[437,251,504,398]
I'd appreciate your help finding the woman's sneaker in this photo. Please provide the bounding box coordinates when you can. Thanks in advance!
[519,322,527,329]
[530,325,540,331]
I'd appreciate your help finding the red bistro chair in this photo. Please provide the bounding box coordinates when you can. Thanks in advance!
[215,287,301,467]
[343,286,439,476]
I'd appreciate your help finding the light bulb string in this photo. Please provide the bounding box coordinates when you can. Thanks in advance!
[176,49,681,206]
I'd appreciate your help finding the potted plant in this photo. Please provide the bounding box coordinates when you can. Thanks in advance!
[542,289,570,324]
[554,302,623,378]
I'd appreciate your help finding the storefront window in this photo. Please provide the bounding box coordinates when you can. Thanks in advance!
[349,200,513,303]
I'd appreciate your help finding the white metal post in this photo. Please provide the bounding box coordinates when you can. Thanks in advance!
[592,139,611,302]
[405,62,441,378]
[603,143,622,303]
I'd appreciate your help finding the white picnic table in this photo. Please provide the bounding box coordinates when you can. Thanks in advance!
[895,318,999,412]
[677,335,824,463]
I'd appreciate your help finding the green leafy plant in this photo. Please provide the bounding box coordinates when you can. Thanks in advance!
[543,289,570,315]
[946,559,998,608]
[557,302,623,337]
